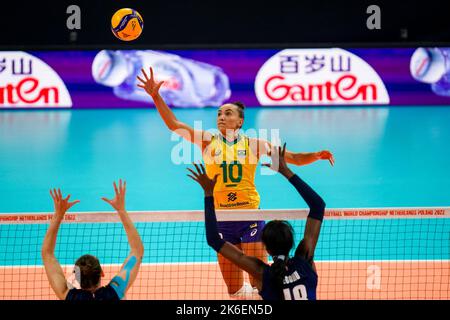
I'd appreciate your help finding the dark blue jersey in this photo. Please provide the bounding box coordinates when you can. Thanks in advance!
[65,284,120,301]
[259,256,318,300]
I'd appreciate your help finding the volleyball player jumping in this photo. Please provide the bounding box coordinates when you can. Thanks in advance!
[138,67,333,297]
[41,180,143,300]
[188,144,325,300]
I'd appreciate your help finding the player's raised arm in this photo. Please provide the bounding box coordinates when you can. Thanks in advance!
[262,144,326,261]
[101,179,144,299]
[257,139,335,167]
[137,67,212,149]
[42,189,80,300]
[187,163,266,280]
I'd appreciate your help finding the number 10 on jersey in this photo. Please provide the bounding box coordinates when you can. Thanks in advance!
[220,161,243,183]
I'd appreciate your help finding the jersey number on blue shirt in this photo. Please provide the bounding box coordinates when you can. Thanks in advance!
[283,284,308,300]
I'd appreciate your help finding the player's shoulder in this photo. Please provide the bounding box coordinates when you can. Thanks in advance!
[290,255,317,276]
[261,261,274,279]
[65,285,120,301]
[65,288,92,301]
[203,130,215,140]
[200,131,216,150]
[201,130,214,144]
[94,285,121,300]
[291,254,306,262]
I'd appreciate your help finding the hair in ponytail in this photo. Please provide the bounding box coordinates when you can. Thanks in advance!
[270,256,288,299]
[262,220,294,300]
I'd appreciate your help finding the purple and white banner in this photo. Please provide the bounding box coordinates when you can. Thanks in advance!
[0,47,449,109]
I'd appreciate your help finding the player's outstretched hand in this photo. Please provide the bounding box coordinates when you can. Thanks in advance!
[187,163,219,197]
[102,179,127,214]
[316,150,335,166]
[136,67,165,98]
[49,188,80,219]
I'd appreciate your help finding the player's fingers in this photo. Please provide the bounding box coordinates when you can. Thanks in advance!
[281,143,287,157]
[149,67,154,80]
[156,81,165,91]
[137,84,146,89]
[53,189,58,200]
[119,179,123,192]
[186,167,197,175]
[58,188,62,199]
[197,162,206,175]
[193,163,202,175]
[123,180,127,195]
[68,200,80,208]
[187,174,199,183]
[113,181,119,196]
[141,68,149,81]
[199,163,206,175]
[136,76,146,85]
[186,168,198,178]
[212,173,220,183]
[101,197,112,204]
[50,189,55,200]
[64,194,71,202]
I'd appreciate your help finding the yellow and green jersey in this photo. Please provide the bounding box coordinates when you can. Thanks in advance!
[203,133,260,209]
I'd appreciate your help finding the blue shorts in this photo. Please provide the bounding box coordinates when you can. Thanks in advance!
[217,220,265,245]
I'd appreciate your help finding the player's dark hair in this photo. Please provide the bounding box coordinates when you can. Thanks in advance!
[230,101,245,129]
[230,101,245,120]
[75,254,102,290]
[261,220,294,300]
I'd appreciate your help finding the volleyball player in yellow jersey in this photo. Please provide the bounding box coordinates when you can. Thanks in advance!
[137,67,334,298]
[202,127,260,210]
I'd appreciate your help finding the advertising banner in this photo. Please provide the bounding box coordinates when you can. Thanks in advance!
[0,47,449,109]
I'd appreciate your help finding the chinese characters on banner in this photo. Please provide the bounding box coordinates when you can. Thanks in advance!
[0,52,72,108]
[255,49,390,105]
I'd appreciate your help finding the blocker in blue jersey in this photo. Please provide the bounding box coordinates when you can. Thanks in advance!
[187,143,326,300]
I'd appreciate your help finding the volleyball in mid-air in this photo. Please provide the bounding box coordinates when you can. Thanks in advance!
[111,8,144,41]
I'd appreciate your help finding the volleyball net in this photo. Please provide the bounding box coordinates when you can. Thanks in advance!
[0,207,449,300]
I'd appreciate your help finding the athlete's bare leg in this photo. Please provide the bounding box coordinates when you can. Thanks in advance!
[217,243,244,294]
[241,241,267,288]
